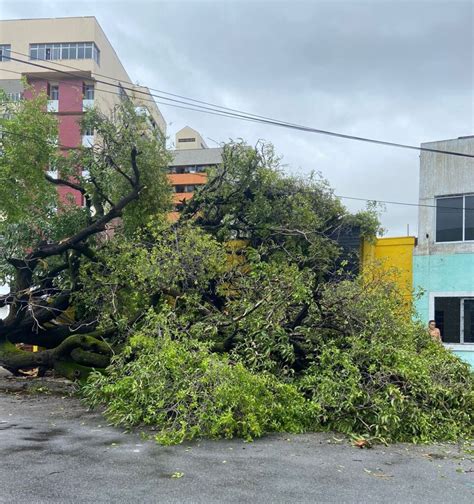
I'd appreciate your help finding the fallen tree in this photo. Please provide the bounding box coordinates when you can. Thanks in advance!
[0,92,170,377]
[1,94,472,444]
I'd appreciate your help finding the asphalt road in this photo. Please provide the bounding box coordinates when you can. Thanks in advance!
[0,392,473,504]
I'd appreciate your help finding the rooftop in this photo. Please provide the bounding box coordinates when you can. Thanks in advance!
[170,147,223,167]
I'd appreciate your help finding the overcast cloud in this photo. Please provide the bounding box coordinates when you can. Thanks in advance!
[1,0,473,235]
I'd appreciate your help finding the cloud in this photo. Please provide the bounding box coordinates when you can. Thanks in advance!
[2,0,473,235]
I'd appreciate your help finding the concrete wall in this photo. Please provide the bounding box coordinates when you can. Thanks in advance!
[414,135,474,367]
[361,236,416,301]
[416,136,474,256]
[413,253,474,367]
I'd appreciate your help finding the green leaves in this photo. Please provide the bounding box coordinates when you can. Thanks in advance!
[79,102,172,235]
[297,278,474,443]
[0,89,58,223]
[82,313,310,445]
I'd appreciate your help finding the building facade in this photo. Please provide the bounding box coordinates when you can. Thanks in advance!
[0,16,166,204]
[169,126,223,220]
[361,236,416,302]
[413,136,474,366]
[0,17,167,322]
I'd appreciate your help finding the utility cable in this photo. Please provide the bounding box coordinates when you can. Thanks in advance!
[6,52,474,160]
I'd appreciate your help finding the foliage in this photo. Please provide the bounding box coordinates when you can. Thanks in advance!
[0,89,58,224]
[79,101,172,234]
[82,311,311,445]
[297,278,474,443]
[344,200,385,240]
[74,221,228,332]
[1,96,471,446]
[182,141,359,273]
[82,264,474,445]
[0,94,171,376]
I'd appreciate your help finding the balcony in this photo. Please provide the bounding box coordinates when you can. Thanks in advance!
[82,135,94,148]
[83,99,94,111]
[47,100,59,112]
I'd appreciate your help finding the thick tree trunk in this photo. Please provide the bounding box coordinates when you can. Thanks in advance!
[0,333,112,380]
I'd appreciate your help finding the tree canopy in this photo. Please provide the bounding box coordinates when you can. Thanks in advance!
[1,93,472,444]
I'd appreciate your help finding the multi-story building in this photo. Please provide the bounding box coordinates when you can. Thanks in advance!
[413,135,474,366]
[0,16,166,205]
[0,17,167,323]
[169,126,223,220]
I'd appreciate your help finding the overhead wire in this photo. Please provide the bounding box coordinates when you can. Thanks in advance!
[2,53,473,211]
[5,51,474,159]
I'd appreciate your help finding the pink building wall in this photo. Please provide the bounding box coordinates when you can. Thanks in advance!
[27,77,84,207]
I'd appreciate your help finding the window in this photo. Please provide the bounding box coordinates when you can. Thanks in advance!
[83,127,94,137]
[61,44,69,60]
[29,42,100,64]
[0,44,11,62]
[178,137,196,143]
[48,85,59,100]
[436,195,474,242]
[6,92,21,101]
[174,185,197,193]
[83,84,94,100]
[465,196,474,240]
[435,296,474,344]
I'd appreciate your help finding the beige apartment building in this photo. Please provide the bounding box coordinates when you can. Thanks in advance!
[0,16,166,135]
[168,126,223,220]
[0,17,224,220]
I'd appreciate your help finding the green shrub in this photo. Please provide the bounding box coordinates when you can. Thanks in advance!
[297,279,474,443]
[82,276,474,445]
[82,315,313,445]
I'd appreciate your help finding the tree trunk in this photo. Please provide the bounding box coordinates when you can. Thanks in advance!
[0,333,112,380]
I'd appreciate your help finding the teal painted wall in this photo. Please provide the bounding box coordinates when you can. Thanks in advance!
[453,350,474,367]
[413,253,474,367]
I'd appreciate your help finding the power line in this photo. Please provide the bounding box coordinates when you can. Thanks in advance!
[0,124,469,212]
[2,60,291,131]
[9,49,272,120]
[336,195,434,209]
[3,55,473,212]
[6,52,474,160]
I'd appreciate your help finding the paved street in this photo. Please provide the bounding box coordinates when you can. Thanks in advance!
[0,392,473,504]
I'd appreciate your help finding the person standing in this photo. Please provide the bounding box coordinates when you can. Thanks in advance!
[428,320,442,342]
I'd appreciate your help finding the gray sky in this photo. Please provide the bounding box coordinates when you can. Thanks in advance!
[1,0,473,235]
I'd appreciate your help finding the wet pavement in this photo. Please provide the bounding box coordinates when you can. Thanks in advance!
[0,392,473,504]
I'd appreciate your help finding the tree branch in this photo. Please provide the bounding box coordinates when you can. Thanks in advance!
[45,173,86,194]
[28,149,142,261]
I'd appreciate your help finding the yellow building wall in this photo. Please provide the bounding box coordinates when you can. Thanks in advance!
[361,237,416,301]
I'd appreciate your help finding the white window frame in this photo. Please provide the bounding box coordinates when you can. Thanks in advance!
[0,44,11,62]
[29,42,100,65]
[435,194,474,244]
[429,291,474,349]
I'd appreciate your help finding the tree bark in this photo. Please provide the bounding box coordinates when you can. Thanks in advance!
[0,333,112,378]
